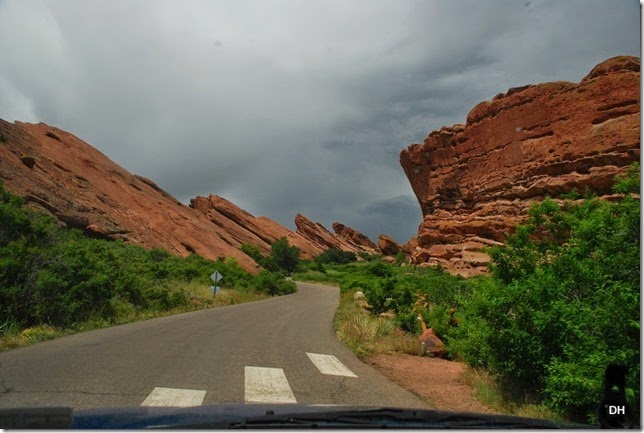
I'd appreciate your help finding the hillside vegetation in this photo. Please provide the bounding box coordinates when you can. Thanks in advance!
[295,164,640,424]
[0,183,295,349]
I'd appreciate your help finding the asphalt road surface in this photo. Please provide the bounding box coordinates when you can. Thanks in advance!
[0,282,430,410]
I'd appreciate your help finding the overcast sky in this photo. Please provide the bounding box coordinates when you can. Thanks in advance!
[0,0,640,243]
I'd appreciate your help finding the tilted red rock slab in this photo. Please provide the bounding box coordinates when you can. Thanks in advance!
[189,194,325,259]
[294,213,376,254]
[0,120,265,272]
[0,119,380,272]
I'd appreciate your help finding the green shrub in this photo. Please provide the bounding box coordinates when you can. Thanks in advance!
[241,238,302,274]
[255,270,296,296]
[453,166,640,423]
[368,262,393,278]
[0,181,267,333]
[315,248,357,265]
[240,243,265,262]
[357,252,380,262]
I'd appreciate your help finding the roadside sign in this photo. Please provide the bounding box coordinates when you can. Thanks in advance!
[210,271,222,283]
[210,286,221,295]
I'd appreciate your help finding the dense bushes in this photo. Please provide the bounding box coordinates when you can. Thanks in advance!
[255,270,297,296]
[309,165,640,424]
[0,183,295,333]
[335,260,471,335]
[451,166,640,422]
[315,248,357,265]
[241,237,301,275]
[238,238,300,296]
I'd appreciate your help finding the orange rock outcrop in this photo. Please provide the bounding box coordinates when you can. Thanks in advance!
[0,120,379,272]
[400,56,640,277]
[332,222,379,254]
[190,194,324,259]
[294,214,377,254]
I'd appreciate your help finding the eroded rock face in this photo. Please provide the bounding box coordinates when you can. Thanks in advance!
[0,120,266,272]
[0,119,382,271]
[378,234,402,256]
[189,194,324,259]
[400,56,640,277]
[332,222,379,253]
[295,214,374,254]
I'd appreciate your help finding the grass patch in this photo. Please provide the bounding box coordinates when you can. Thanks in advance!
[212,288,270,307]
[333,289,420,360]
[463,367,558,420]
[292,270,341,285]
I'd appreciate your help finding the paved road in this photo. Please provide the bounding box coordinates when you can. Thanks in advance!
[0,282,430,410]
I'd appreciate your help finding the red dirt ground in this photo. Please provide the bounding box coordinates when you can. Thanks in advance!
[367,353,498,414]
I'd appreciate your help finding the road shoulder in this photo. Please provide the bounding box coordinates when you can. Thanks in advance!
[366,353,498,414]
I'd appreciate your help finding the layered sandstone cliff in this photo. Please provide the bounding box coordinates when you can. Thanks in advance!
[400,56,640,277]
[0,119,379,272]
[332,222,379,254]
[294,214,376,254]
[189,194,325,259]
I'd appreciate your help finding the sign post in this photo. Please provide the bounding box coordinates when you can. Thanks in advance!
[210,271,223,296]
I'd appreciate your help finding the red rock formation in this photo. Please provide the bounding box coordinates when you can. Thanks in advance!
[378,234,402,256]
[400,56,640,277]
[419,328,447,358]
[332,222,379,253]
[189,194,324,259]
[295,214,369,254]
[0,119,382,271]
[0,120,265,272]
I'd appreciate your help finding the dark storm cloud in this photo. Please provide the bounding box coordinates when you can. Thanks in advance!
[357,195,423,244]
[0,0,639,243]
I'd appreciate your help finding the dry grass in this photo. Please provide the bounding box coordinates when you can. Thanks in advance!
[0,324,67,352]
[333,288,560,421]
[212,288,269,306]
[334,290,421,360]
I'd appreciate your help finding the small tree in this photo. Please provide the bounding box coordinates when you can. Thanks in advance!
[315,248,357,264]
[270,237,300,273]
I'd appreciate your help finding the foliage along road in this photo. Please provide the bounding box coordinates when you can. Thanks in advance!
[0,282,429,410]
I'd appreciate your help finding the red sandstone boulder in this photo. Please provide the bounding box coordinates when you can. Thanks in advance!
[419,328,447,358]
[0,120,357,272]
[378,234,402,256]
[0,119,382,272]
[332,222,379,253]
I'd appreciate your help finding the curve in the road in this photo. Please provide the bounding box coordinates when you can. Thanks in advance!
[0,282,430,410]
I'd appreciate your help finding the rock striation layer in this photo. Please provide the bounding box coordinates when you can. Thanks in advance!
[189,194,324,259]
[332,222,379,254]
[400,56,640,277]
[0,120,379,272]
[294,214,377,254]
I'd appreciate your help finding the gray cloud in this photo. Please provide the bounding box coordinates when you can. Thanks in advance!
[0,0,639,244]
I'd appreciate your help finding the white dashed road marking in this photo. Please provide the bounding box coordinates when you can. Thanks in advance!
[141,387,207,407]
[244,366,297,404]
[306,353,358,378]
